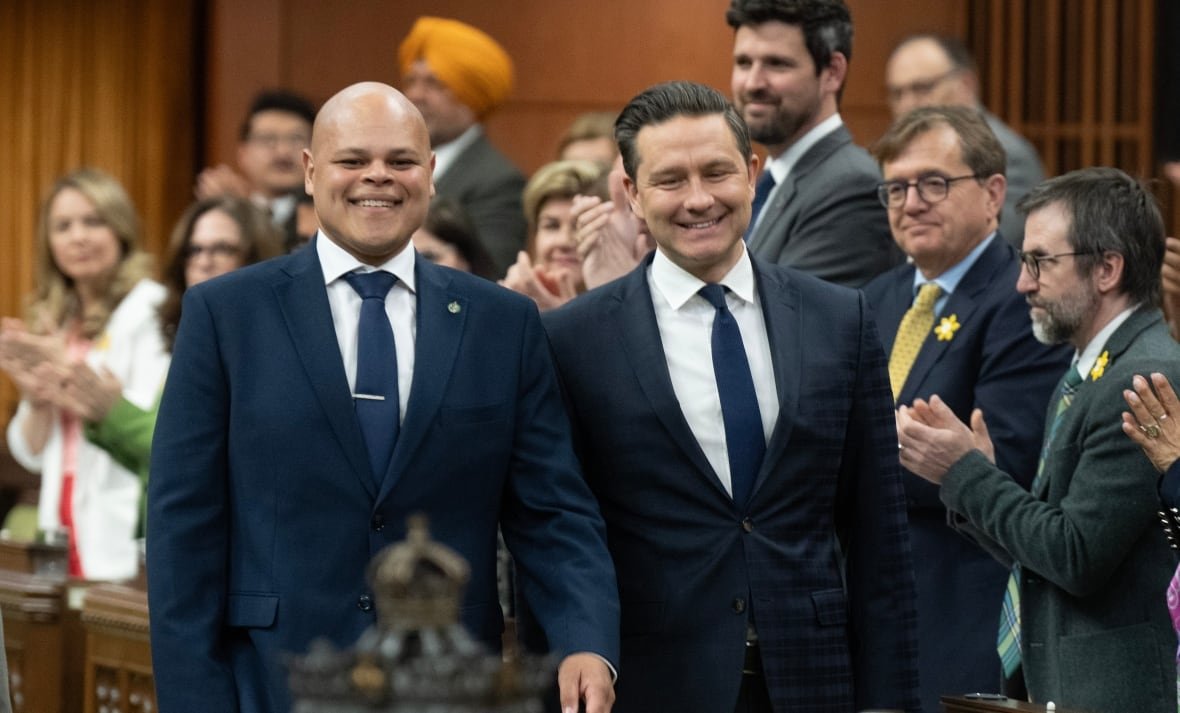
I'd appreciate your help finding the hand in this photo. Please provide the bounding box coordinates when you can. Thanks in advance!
[558,652,614,713]
[572,194,644,290]
[897,395,992,483]
[54,362,123,422]
[1161,237,1180,339]
[0,319,68,406]
[194,164,252,200]
[1122,372,1180,472]
[499,251,577,311]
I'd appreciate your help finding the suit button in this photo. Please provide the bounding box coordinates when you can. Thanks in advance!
[741,518,754,533]
[732,598,746,614]
[371,514,385,531]
[357,595,373,612]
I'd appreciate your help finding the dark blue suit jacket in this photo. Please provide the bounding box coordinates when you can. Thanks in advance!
[543,254,920,713]
[864,236,1070,712]
[147,243,619,713]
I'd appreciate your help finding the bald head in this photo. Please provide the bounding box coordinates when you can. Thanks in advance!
[885,36,978,118]
[304,82,436,265]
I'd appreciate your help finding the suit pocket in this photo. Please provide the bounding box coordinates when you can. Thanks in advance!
[440,403,509,425]
[226,592,279,628]
[1058,623,1169,712]
[811,588,848,627]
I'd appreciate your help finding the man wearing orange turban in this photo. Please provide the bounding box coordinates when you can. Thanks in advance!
[399,17,526,277]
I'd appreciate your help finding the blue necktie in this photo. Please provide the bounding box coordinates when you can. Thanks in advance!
[699,284,765,506]
[744,170,776,241]
[344,271,399,485]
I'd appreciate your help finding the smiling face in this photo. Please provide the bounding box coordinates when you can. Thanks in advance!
[731,21,840,155]
[304,85,435,265]
[532,197,583,285]
[624,113,757,283]
[881,123,1004,278]
[47,187,123,291]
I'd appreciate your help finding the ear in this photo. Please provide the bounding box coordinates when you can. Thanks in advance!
[1093,250,1126,295]
[983,174,1007,226]
[623,174,644,220]
[821,51,848,96]
[429,151,437,199]
[747,153,761,190]
[302,148,315,195]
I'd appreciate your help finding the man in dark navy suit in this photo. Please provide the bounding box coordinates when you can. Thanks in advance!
[863,106,1068,712]
[544,80,919,713]
[147,81,618,713]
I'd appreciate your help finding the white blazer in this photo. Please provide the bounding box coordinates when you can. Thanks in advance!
[7,279,169,581]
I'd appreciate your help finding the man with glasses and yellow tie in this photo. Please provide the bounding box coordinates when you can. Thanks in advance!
[863,105,1069,713]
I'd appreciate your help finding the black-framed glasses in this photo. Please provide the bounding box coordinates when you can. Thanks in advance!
[186,242,243,260]
[876,174,981,209]
[886,69,962,105]
[1018,250,1095,280]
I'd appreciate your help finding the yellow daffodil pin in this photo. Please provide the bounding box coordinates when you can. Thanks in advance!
[934,314,961,342]
[1089,350,1110,381]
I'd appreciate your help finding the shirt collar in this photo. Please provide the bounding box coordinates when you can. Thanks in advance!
[910,232,997,297]
[1074,304,1138,380]
[650,245,756,310]
[766,113,843,182]
[432,124,482,179]
[315,230,417,294]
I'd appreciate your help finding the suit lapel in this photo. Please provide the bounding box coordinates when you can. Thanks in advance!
[749,127,853,251]
[612,263,730,499]
[751,261,800,497]
[378,260,464,501]
[273,244,375,497]
[898,238,1009,404]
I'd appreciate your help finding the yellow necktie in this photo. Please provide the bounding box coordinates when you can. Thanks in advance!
[888,282,942,400]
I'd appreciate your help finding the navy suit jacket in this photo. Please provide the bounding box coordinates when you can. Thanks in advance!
[543,254,920,713]
[863,236,1069,712]
[147,242,619,713]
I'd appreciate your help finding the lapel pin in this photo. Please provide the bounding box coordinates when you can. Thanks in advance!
[447,301,461,314]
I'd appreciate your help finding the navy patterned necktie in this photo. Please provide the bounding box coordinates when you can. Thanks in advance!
[699,284,765,506]
[344,271,399,485]
[744,170,777,241]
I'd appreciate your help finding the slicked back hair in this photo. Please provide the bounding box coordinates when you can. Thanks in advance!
[725,0,853,72]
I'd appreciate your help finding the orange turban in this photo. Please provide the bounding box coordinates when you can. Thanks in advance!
[398,17,515,119]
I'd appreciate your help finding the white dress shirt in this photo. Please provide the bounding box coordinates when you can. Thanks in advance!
[316,233,417,423]
[648,247,779,496]
[431,124,482,180]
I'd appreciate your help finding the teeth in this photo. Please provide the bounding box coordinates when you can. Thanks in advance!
[685,219,719,229]
[355,199,394,207]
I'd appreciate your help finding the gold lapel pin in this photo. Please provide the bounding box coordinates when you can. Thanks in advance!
[447,301,461,314]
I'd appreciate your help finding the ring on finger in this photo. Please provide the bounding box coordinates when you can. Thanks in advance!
[1140,423,1163,439]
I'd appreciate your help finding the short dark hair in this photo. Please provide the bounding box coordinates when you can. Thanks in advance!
[874,105,1006,178]
[1018,167,1164,306]
[422,196,497,279]
[239,90,317,141]
[615,81,751,181]
[725,0,853,71]
[893,33,976,75]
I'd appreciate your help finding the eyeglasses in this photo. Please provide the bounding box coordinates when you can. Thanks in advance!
[886,70,961,105]
[877,174,980,209]
[186,242,242,260]
[1018,250,1096,280]
[247,133,309,150]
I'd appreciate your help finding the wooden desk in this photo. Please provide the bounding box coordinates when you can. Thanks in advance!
[942,694,1084,712]
[80,584,155,713]
[0,569,83,713]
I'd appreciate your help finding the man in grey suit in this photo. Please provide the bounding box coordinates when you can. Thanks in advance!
[727,0,901,288]
[398,16,527,277]
[897,167,1179,713]
[886,34,1045,249]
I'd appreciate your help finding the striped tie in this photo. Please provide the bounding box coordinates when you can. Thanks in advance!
[888,282,942,400]
[997,366,1084,677]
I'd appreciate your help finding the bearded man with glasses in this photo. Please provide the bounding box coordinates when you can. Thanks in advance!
[863,105,1070,713]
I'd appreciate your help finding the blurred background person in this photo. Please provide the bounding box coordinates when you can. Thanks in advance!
[194,90,317,251]
[412,196,497,279]
[399,16,526,277]
[571,155,654,291]
[885,34,1044,248]
[557,111,619,167]
[74,197,281,525]
[0,168,169,581]
[501,159,605,311]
